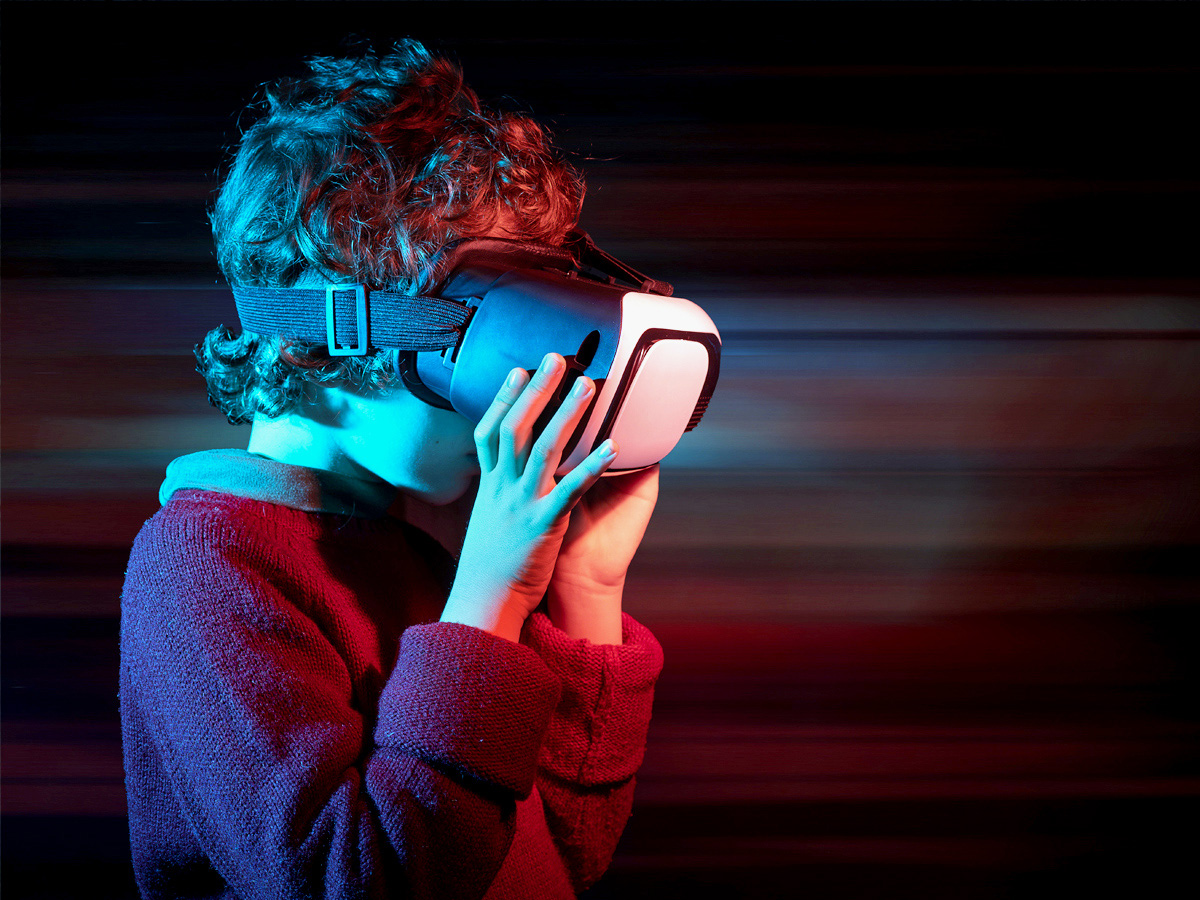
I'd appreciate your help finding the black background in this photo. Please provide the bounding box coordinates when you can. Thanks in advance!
[4,3,1199,899]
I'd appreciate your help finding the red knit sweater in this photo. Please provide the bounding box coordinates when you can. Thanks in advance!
[120,456,663,899]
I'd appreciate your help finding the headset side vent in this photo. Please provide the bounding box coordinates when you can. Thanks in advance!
[685,394,711,432]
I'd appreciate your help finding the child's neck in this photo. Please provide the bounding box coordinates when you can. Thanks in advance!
[247,412,380,483]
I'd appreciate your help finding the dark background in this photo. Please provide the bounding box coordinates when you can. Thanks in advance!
[3,2,1199,898]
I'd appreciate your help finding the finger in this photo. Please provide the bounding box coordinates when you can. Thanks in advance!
[474,367,529,472]
[497,352,566,476]
[540,439,619,522]
[528,375,596,497]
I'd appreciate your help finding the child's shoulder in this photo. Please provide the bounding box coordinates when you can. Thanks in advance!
[127,490,297,582]
[134,489,436,571]
[129,478,456,601]
[139,488,287,544]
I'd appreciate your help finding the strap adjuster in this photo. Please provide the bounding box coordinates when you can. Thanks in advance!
[326,284,368,356]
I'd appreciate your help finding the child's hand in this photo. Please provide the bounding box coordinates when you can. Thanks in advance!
[546,465,659,644]
[440,352,617,642]
[554,464,659,590]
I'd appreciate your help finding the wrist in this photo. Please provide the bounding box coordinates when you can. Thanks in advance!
[440,593,526,644]
[546,580,624,645]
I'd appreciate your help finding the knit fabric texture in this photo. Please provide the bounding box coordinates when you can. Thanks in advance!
[121,453,663,899]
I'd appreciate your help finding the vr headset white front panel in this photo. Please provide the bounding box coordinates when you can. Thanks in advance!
[558,290,720,476]
[607,339,711,469]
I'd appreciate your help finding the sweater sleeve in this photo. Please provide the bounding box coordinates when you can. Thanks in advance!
[518,609,664,893]
[121,512,561,900]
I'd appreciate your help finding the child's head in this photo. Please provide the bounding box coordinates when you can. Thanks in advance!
[198,39,584,428]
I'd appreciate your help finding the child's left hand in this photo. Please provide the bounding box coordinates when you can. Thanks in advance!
[546,463,659,637]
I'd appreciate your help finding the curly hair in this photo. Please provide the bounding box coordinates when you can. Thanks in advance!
[198,39,586,424]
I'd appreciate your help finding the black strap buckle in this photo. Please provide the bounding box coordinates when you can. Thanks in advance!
[326,284,368,356]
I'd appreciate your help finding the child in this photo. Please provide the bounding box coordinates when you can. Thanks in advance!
[120,40,663,899]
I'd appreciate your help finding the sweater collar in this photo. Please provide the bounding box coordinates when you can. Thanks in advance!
[159,449,398,519]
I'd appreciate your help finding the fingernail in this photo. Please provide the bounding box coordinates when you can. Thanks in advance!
[601,439,618,459]
[540,353,563,374]
[568,378,592,399]
[505,368,525,389]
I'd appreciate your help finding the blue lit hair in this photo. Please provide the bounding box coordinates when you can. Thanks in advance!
[198,39,585,424]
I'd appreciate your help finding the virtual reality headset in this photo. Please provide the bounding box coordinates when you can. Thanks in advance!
[231,229,721,475]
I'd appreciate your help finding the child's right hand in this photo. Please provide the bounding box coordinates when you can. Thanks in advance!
[439,352,618,642]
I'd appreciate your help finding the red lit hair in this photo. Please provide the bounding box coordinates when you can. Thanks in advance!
[199,39,585,424]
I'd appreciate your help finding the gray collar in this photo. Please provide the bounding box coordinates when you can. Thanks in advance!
[159,449,397,519]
